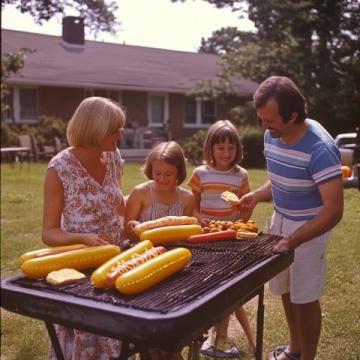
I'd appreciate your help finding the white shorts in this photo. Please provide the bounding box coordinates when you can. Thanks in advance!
[268,211,331,304]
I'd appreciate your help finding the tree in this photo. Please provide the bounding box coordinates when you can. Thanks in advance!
[177,0,360,134]
[2,0,119,34]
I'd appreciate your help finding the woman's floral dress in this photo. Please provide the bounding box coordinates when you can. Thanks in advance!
[48,147,124,360]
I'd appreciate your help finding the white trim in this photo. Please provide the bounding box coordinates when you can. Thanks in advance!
[148,93,169,127]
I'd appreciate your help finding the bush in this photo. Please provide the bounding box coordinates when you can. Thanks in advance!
[0,116,67,148]
[240,126,265,168]
[182,130,206,165]
[182,126,265,168]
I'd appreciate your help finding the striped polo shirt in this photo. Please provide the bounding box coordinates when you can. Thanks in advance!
[187,164,250,220]
[264,119,342,221]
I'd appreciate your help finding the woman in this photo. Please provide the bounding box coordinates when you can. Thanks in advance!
[43,97,126,359]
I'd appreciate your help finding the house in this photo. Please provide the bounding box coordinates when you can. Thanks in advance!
[1,16,258,148]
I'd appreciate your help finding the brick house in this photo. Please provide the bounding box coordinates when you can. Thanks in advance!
[1,17,258,148]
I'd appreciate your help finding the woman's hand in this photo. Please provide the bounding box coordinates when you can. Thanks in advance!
[81,233,109,246]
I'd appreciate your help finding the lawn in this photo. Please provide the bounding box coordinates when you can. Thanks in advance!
[1,163,359,359]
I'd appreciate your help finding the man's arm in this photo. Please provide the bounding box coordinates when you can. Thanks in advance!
[275,177,343,251]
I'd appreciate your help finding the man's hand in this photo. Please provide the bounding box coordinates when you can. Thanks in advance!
[273,238,292,254]
[238,191,258,213]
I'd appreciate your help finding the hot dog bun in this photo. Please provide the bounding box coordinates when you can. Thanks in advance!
[134,216,199,235]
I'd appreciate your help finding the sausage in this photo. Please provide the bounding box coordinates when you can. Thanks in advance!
[91,240,153,289]
[19,244,88,265]
[134,216,199,235]
[187,229,236,243]
[139,224,202,245]
[115,247,192,295]
[21,244,120,279]
[106,246,166,287]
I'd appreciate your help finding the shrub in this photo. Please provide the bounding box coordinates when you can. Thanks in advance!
[182,130,206,165]
[240,126,265,168]
[0,116,67,148]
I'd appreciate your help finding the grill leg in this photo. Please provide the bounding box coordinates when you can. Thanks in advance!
[255,286,265,360]
[45,321,65,360]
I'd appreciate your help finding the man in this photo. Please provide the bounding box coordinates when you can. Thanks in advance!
[239,76,343,360]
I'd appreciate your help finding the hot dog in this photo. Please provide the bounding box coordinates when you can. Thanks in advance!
[115,247,192,295]
[91,240,153,289]
[139,224,202,245]
[187,229,236,243]
[134,216,199,235]
[21,244,120,279]
[19,244,88,265]
[106,246,166,287]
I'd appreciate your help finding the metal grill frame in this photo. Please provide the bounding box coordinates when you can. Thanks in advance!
[1,247,293,360]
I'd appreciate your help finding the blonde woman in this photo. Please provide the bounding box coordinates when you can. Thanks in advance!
[42,97,126,359]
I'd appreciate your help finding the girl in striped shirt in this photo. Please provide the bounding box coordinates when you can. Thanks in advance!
[188,120,256,357]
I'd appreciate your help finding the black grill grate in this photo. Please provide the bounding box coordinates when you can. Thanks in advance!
[12,234,282,314]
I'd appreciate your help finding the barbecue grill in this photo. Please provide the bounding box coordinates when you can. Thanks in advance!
[1,234,293,360]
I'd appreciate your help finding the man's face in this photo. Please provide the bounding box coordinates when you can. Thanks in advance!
[257,97,293,139]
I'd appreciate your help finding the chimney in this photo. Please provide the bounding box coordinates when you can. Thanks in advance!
[61,16,85,50]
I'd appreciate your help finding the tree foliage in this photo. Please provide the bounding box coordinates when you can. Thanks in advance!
[2,0,119,34]
[182,0,360,135]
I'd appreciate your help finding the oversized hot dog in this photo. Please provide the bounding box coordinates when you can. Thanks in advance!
[115,247,192,295]
[91,240,153,288]
[134,216,199,235]
[106,246,166,287]
[19,244,88,265]
[139,224,202,245]
[187,229,237,243]
[21,244,120,279]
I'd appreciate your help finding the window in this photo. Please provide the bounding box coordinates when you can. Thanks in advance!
[184,98,217,127]
[1,87,38,123]
[85,89,121,103]
[148,94,169,126]
[185,98,197,124]
[20,88,38,120]
[202,100,217,124]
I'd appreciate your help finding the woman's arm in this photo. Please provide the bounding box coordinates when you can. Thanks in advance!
[123,186,146,241]
[42,168,108,247]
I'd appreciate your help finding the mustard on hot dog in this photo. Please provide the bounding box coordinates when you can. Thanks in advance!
[91,240,153,288]
[115,247,192,295]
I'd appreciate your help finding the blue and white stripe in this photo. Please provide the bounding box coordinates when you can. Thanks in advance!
[264,119,341,221]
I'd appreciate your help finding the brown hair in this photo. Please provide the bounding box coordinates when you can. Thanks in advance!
[143,141,187,184]
[67,97,125,147]
[203,120,243,167]
[254,76,307,123]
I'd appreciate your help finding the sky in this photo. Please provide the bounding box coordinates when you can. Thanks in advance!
[1,0,255,52]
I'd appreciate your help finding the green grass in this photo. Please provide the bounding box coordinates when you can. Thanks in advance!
[1,163,359,359]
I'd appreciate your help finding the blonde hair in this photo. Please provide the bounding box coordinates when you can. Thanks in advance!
[203,120,243,167]
[143,141,187,184]
[67,97,125,147]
